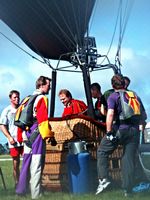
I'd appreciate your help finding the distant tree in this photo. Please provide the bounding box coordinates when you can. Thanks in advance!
[0,143,9,154]
[0,144,5,154]
[3,143,10,154]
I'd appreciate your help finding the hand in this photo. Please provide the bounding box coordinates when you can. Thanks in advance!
[106,131,118,143]
[106,131,114,137]
[48,137,57,146]
[8,136,16,145]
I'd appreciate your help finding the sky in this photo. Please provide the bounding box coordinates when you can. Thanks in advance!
[0,0,150,144]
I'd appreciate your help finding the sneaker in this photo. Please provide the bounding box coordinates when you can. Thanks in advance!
[95,178,111,195]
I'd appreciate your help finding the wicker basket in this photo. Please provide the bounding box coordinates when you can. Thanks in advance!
[42,115,122,191]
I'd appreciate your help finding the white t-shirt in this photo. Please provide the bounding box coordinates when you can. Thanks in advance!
[0,105,23,148]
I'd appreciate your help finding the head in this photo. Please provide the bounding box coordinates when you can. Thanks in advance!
[124,76,130,89]
[58,89,72,107]
[90,83,102,99]
[9,90,20,108]
[36,76,51,94]
[111,74,125,90]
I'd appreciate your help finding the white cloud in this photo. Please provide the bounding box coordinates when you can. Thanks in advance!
[0,65,27,94]
[1,44,150,121]
[94,44,150,121]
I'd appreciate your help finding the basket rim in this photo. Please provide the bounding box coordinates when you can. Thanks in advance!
[49,115,106,128]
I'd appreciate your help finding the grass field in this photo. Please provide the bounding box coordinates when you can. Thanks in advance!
[0,158,150,200]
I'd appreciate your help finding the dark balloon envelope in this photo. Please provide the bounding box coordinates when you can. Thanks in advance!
[0,0,96,118]
[0,0,95,61]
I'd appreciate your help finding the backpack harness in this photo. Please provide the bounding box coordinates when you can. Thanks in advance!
[118,90,141,123]
[14,94,39,130]
[14,94,40,147]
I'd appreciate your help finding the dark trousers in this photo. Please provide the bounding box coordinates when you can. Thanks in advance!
[97,126,139,192]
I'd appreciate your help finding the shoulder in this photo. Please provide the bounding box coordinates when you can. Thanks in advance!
[1,105,12,115]
[0,105,14,124]
[72,99,87,106]
[35,94,45,101]
[103,89,114,99]
[107,92,120,108]
[34,94,48,106]
[104,89,114,95]
[126,90,140,98]
[72,99,81,103]
[126,90,142,101]
[108,91,119,101]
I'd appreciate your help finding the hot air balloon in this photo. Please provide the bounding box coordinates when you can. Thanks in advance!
[0,0,119,117]
[0,0,122,192]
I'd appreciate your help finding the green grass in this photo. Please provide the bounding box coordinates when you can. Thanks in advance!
[0,160,150,200]
[0,154,11,159]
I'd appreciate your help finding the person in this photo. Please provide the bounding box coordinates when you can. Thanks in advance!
[101,75,130,113]
[95,74,147,197]
[58,89,88,117]
[124,76,130,90]
[90,83,106,122]
[16,76,56,199]
[0,90,23,188]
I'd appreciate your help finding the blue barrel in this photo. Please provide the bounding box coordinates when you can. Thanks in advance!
[67,152,91,194]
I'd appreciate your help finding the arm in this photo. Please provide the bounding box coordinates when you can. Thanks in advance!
[106,109,114,132]
[0,124,16,145]
[35,96,54,139]
[106,92,116,132]
[100,104,107,116]
[100,95,107,116]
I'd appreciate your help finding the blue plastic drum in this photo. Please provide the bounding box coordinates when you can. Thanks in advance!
[67,152,91,194]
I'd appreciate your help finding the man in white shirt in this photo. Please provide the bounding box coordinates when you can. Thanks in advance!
[0,90,23,188]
